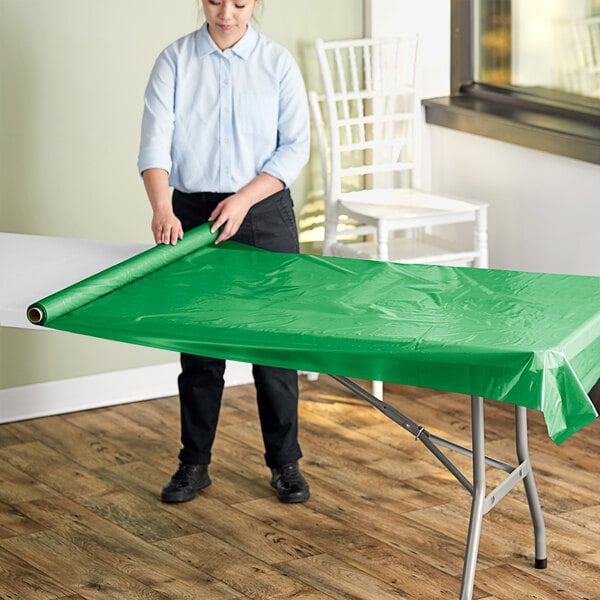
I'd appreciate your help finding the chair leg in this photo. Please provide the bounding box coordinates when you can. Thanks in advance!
[474,206,489,268]
[323,198,339,256]
[371,380,383,399]
[377,222,390,261]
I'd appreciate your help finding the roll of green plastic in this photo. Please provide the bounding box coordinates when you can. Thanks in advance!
[28,224,218,326]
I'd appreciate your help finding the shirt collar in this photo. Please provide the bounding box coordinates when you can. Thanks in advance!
[196,22,258,60]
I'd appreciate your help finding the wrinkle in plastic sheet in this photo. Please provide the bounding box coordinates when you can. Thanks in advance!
[28,224,599,444]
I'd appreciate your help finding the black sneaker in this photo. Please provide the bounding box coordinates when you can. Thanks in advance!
[161,463,211,503]
[270,462,310,503]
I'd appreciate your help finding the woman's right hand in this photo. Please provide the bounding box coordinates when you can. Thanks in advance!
[151,209,183,245]
[142,169,183,245]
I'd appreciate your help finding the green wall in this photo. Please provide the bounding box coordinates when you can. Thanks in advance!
[0,0,363,389]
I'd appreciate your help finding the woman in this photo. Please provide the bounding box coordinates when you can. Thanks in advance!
[138,0,310,503]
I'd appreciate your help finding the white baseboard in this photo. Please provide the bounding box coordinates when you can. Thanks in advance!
[0,361,254,424]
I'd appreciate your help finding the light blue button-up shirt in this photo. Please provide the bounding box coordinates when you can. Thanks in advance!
[138,23,310,193]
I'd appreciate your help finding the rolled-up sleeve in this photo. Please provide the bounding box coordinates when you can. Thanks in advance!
[261,55,310,188]
[137,50,176,176]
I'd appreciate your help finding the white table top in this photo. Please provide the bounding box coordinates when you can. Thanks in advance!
[0,233,150,329]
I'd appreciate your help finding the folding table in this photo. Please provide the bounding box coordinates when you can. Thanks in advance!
[25,224,600,599]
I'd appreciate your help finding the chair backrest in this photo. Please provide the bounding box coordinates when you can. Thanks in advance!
[571,16,600,97]
[314,36,419,197]
[558,16,600,97]
[572,16,600,70]
[308,90,330,201]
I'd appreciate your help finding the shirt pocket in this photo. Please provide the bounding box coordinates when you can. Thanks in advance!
[236,92,278,134]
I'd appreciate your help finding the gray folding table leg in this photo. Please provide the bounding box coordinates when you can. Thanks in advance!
[515,405,547,569]
[327,377,547,598]
[460,396,486,600]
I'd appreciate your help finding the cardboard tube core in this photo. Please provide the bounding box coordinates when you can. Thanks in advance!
[28,306,44,324]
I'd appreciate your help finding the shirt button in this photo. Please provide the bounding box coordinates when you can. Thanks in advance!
[224,79,229,85]
[224,167,230,174]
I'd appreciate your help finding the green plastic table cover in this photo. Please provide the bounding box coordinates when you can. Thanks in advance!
[28,223,599,444]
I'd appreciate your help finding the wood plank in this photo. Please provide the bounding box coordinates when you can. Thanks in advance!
[210,424,277,478]
[475,564,585,599]
[14,496,242,599]
[0,450,58,504]
[205,460,277,505]
[156,531,327,599]
[97,460,182,505]
[0,422,35,447]
[237,495,482,581]
[486,437,599,502]
[298,474,478,574]
[66,409,177,465]
[79,489,203,543]
[12,415,140,469]
[298,404,446,481]
[307,456,447,514]
[0,498,46,538]
[400,501,531,563]
[0,545,74,599]
[396,471,471,504]
[278,553,416,600]
[527,406,600,456]
[0,525,13,538]
[299,384,387,430]
[235,496,487,599]
[112,397,180,435]
[558,505,600,535]
[490,497,598,560]
[0,530,172,600]
[0,442,119,499]
[514,549,600,600]
[162,493,321,565]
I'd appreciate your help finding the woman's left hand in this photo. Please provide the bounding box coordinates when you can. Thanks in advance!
[209,173,284,244]
[208,193,253,245]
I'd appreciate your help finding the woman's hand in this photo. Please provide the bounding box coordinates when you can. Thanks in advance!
[209,193,253,245]
[151,208,183,245]
[142,168,183,245]
[208,173,285,244]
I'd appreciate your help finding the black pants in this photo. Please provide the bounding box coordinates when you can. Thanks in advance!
[172,188,302,468]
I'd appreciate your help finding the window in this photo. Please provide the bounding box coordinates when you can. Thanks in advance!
[477,0,600,98]
[422,0,600,165]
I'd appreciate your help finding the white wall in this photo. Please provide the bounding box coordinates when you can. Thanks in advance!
[365,0,450,191]
[429,127,600,275]
[365,0,450,99]
[367,0,600,276]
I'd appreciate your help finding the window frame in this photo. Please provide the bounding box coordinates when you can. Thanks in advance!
[421,0,600,165]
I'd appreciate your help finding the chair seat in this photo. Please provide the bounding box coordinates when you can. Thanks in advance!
[331,234,480,266]
[338,189,486,230]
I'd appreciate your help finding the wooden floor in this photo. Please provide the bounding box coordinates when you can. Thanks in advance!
[0,378,598,600]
